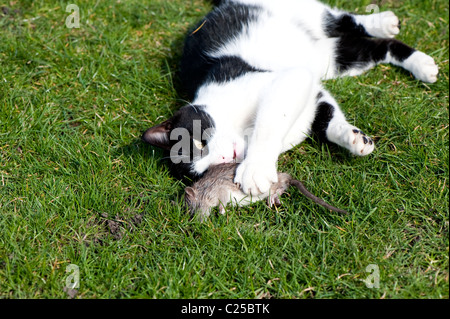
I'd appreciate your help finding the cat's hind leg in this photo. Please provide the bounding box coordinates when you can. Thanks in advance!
[333,36,438,83]
[324,9,400,39]
[325,8,439,83]
[312,90,375,157]
[353,11,400,39]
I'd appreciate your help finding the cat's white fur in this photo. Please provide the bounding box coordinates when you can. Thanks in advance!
[190,0,438,195]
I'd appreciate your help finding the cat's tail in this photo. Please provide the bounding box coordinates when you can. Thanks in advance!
[290,180,348,214]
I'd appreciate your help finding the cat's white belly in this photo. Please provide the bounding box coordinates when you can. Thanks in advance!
[209,10,336,79]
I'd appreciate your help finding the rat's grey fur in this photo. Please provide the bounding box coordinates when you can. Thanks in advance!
[185,163,347,221]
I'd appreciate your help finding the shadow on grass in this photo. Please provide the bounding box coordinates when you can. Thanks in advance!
[116,13,202,181]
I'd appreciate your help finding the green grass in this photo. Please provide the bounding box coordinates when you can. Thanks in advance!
[0,0,448,299]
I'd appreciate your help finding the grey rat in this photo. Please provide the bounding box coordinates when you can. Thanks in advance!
[185,163,347,221]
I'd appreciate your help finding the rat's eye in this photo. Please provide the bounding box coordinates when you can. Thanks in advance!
[193,139,205,150]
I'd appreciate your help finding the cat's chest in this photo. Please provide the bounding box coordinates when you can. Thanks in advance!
[193,72,271,127]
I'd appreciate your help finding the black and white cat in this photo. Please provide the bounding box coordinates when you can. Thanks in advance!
[142,0,438,195]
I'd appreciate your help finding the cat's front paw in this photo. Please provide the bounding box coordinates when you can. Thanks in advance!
[405,51,439,83]
[234,160,278,195]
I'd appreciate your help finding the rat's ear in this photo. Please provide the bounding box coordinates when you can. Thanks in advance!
[185,187,197,199]
[141,119,173,150]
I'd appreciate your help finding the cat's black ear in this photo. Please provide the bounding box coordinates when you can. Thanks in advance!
[142,119,173,150]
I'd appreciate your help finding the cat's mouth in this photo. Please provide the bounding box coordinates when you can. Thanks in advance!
[231,142,245,163]
[231,142,238,163]
[217,143,239,163]
[193,141,244,175]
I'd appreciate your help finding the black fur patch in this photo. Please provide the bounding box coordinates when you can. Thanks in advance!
[180,3,262,99]
[324,11,370,38]
[205,56,265,84]
[210,0,224,6]
[171,105,215,138]
[311,94,334,142]
[335,36,415,73]
[385,39,416,62]
[168,106,215,180]
[142,105,215,180]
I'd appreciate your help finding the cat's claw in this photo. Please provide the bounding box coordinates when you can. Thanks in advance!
[268,193,283,207]
[328,123,375,157]
[349,129,375,156]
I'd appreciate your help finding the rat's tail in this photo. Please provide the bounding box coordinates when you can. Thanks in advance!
[290,180,348,214]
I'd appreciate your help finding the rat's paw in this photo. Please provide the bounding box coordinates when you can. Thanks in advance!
[234,160,278,196]
[379,11,400,38]
[268,193,282,207]
[405,51,439,83]
[347,128,375,156]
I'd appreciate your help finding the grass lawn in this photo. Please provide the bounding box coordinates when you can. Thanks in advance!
[0,0,448,299]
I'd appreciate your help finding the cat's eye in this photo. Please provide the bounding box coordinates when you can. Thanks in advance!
[193,139,205,150]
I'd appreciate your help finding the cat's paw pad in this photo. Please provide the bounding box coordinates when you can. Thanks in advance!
[348,129,375,156]
[406,51,439,83]
[379,11,400,38]
[234,160,278,196]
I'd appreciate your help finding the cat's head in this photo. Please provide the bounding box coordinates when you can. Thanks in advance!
[142,105,245,179]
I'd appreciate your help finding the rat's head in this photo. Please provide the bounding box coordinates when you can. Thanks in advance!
[142,105,245,179]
